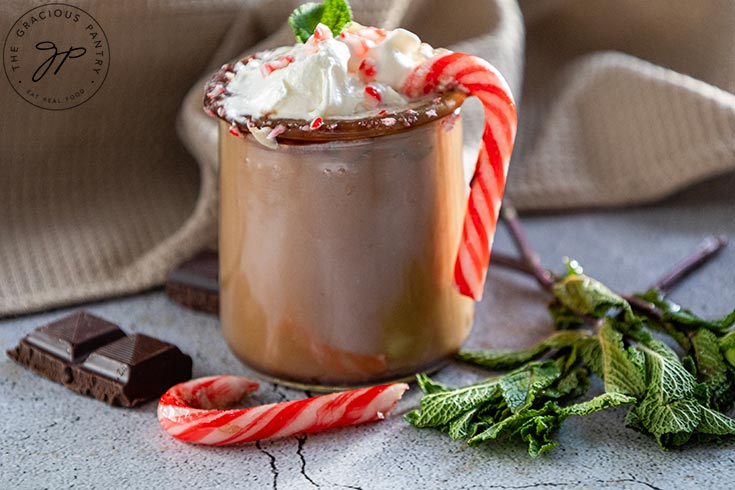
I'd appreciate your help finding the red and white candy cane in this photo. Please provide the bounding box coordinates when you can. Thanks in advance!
[404,53,518,300]
[157,375,408,445]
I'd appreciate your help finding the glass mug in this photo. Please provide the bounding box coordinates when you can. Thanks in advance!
[219,94,475,389]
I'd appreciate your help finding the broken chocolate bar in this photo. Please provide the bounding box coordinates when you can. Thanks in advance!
[165,250,219,315]
[7,311,192,407]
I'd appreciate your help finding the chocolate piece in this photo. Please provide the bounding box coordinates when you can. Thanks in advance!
[25,311,125,362]
[9,312,125,385]
[165,250,219,315]
[7,312,192,407]
[77,334,193,406]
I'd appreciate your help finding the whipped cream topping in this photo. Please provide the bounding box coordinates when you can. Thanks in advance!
[221,23,447,122]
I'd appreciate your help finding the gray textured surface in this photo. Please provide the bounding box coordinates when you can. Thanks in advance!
[2,173,734,490]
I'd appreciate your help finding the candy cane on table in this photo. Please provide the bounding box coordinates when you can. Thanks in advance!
[157,375,409,445]
[404,53,518,301]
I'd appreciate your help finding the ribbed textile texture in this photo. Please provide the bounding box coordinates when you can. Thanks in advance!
[1,0,733,315]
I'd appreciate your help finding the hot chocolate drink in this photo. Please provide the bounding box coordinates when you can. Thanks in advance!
[219,97,473,387]
[205,9,517,388]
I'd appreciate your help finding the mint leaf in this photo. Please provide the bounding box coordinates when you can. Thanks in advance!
[548,301,587,330]
[415,372,451,394]
[598,320,646,397]
[553,274,634,321]
[288,0,352,43]
[467,401,563,457]
[289,3,325,43]
[580,337,604,378]
[698,406,735,435]
[408,361,562,429]
[406,362,564,446]
[457,330,590,370]
[665,304,735,330]
[719,330,735,368]
[543,367,590,400]
[320,0,352,35]
[637,288,735,332]
[631,396,701,448]
[646,317,692,352]
[691,329,730,399]
[511,408,563,458]
[559,392,636,416]
[639,337,698,403]
[499,361,561,413]
[615,331,735,449]
[467,392,634,458]
[447,407,483,440]
[407,376,503,429]
[626,336,716,448]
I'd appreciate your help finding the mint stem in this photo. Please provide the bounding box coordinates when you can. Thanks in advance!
[499,203,555,292]
[497,203,727,317]
[490,253,532,274]
[622,295,662,320]
[653,235,728,293]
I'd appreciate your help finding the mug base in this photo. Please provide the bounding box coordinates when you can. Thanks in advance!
[241,358,452,393]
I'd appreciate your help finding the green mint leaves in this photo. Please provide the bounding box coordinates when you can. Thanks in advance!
[598,319,646,397]
[553,274,634,322]
[406,269,735,457]
[289,0,352,43]
[456,330,590,370]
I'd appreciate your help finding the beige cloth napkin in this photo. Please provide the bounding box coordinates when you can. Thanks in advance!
[1,0,733,316]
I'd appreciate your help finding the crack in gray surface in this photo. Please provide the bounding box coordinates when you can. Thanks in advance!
[296,434,319,487]
[460,476,665,489]
[256,440,278,490]
[271,383,288,403]
[294,434,363,490]
[616,475,666,490]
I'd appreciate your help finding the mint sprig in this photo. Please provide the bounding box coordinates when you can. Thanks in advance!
[406,207,735,457]
[288,0,352,43]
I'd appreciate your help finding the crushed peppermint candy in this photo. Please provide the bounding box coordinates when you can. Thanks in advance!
[359,59,377,83]
[260,55,295,77]
[267,124,287,140]
[365,86,382,103]
[207,84,225,99]
[441,110,460,131]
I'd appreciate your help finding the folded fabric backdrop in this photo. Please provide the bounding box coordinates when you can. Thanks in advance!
[1,0,733,316]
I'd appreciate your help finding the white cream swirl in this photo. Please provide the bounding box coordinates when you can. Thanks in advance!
[222,23,444,121]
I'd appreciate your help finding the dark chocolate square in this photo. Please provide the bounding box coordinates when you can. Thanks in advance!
[82,334,176,383]
[165,250,219,314]
[24,311,125,362]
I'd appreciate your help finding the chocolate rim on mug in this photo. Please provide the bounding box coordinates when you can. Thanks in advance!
[204,56,467,142]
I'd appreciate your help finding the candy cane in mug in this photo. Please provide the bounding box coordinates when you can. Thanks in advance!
[404,53,518,300]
